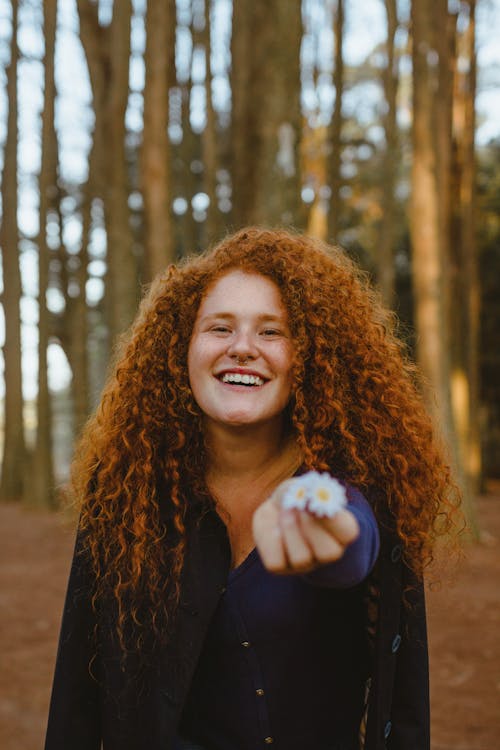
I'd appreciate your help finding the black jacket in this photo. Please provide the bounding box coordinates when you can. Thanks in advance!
[45,508,429,750]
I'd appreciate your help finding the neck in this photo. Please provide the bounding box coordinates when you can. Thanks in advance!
[205,419,300,483]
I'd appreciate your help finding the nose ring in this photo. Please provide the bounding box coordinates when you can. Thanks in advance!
[235,355,248,365]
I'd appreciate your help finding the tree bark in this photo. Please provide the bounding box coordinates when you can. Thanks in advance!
[141,0,176,280]
[31,0,57,508]
[77,0,137,345]
[377,0,398,306]
[327,0,344,244]
[0,0,25,502]
[450,0,481,493]
[231,0,303,227]
[410,0,477,533]
[202,0,219,245]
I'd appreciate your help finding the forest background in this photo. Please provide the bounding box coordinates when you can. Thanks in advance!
[1,1,500,748]
[0,0,500,515]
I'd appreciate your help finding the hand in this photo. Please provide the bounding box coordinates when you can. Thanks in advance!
[252,479,360,574]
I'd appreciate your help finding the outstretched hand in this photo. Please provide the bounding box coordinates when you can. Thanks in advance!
[252,479,359,574]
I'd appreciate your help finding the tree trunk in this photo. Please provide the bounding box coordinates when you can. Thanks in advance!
[70,182,91,436]
[31,0,57,508]
[410,0,477,534]
[231,0,303,227]
[450,0,481,494]
[77,0,137,345]
[0,0,25,502]
[202,0,219,245]
[377,0,398,306]
[141,0,176,280]
[179,24,199,256]
[327,0,344,244]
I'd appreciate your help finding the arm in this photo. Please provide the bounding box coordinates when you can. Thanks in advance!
[44,529,101,750]
[253,479,379,586]
[302,486,380,588]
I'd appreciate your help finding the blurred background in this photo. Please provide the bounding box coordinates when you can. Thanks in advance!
[0,1,499,748]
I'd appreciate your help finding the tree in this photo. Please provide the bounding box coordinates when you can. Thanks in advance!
[201,0,219,245]
[77,0,137,344]
[231,0,303,226]
[410,0,476,532]
[31,0,58,508]
[326,0,344,244]
[0,0,25,502]
[376,0,399,306]
[141,0,176,280]
[450,0,481,493]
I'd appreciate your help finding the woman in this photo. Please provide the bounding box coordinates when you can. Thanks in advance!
[45,227,459,750]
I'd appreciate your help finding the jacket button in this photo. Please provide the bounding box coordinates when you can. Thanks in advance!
[390,544,402,562]
[256,688,265,696]
[391,634,402,653]
[241,641,251,648]
[384,720,392,739]
[264,737,274,744]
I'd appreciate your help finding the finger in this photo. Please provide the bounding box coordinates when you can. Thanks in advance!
[269,478,297,507]
[252,500,287,572]
[279,508,315,571]
[296,511,345,564]
[318,508,360,546]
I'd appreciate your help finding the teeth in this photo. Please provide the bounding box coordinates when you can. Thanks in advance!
[221,373,265,386]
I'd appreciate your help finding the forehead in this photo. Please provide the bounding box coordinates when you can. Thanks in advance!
[197,270,287,316]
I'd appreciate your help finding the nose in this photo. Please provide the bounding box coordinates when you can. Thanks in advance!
[226,329,259,362]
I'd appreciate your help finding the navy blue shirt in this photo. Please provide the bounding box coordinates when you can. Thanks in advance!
[179,486,379,750]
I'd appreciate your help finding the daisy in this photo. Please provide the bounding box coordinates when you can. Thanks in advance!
[280,471,347,519]
[282,478,309,511]
[306,472,347,518]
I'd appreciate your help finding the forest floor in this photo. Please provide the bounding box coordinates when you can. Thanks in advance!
[0,486,499,750]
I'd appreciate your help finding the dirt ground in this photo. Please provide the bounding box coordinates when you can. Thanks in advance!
[1,489,499,750]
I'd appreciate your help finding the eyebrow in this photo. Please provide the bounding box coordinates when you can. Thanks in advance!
[201,312,287,323]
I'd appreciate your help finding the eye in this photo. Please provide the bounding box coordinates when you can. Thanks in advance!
[261,328,282,337]
[210,324,231,334]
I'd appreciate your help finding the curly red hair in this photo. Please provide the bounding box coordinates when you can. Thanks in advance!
[72,227,460,648]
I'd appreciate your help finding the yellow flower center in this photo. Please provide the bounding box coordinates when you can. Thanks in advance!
[317,487,330,502]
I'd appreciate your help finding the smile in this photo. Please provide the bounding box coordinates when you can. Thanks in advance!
[219,373,266,386]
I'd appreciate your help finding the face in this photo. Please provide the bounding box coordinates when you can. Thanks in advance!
[188,271,294,433]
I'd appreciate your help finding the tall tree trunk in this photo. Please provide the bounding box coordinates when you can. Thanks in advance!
[0,0,25,502]
[231,0,303,227]
[77,0,137,345]
[179,23,199,256]
[202,0,219,245]
[410,0,477,533]
[32,0,57,508]
[60,188,90,436]
[435,2,456,353]
[377,0,398,306]
[70,182,91,435]
[450,0,481,493]
[104,1,136,339]
[141,0,176,280]
[327,0,344,244]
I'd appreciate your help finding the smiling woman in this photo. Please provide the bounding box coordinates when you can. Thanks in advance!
[45,227,461,750]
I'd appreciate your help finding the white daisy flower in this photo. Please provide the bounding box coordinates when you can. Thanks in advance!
[282,478,309,511]
[306,472,347,518]
[280,471,347,519]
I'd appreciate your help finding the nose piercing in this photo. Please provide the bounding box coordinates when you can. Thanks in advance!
[235,355,248,365]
